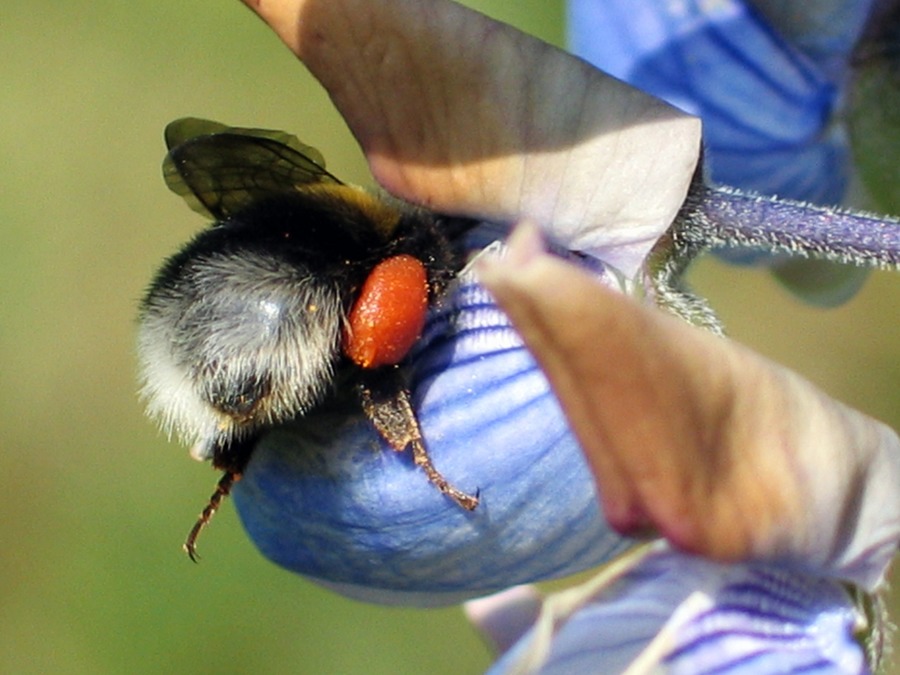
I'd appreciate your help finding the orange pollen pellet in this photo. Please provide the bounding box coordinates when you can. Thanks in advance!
[342,254,429,369]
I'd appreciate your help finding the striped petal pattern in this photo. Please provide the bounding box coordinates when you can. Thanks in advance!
[568,0,848,204]
[486,547,867,674]
[568,0,885,304]
[745,0,875,75]
[220,9,896,675]
[232,246,633,605]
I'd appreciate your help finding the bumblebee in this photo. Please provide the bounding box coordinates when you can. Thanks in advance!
[138,118,479,560]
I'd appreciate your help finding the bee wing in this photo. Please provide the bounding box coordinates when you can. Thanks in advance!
[163,117,341,220]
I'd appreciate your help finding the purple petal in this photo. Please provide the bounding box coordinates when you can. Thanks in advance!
[231,240,633,605]
[568,0,848,203]
[489,548,868,674]
[567,0,877,298]
[241,0,702,280]
[465,585,542,655]
[746,0,875,77]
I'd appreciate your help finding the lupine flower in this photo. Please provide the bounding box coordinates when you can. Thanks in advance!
[469,545,873,674]
[569,0,898,305]
[568,0,870,204]
[218,0,898,670]
[231,0,702,602]
[473,223,898,672]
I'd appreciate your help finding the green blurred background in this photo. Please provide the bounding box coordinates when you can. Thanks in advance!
[1,1,897,673]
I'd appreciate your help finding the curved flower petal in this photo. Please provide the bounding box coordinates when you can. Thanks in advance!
[488,547,868,674]
[239,0,701,277]
[465,585,542,656]
[232,239,632,605]
[225,0,898,619]
[746,0,874,76]
[478,224,900,591]
[567,0,885,304]
[227,0,704,604]
[568,0,847,204]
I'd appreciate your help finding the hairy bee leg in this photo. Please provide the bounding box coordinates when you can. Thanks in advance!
[184,471,241,562]
[409,437,480,510]
[358,374,479,511]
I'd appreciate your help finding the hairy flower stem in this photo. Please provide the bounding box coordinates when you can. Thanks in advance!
[683,183,900,270]
[649,179,900,332]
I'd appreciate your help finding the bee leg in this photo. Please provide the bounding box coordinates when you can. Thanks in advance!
[408,436,480,511]
[184,470,241,562]
[358,372,479,511]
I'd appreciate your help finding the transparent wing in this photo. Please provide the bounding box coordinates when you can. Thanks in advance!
[162,117,341,220]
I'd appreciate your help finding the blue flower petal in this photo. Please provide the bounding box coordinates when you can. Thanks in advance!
[568,0,848,203]
[745,0,875,78]
[489,549,866,674]
[232,253,632,605]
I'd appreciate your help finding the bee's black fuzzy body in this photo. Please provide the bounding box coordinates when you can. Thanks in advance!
[138,118,479,558]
